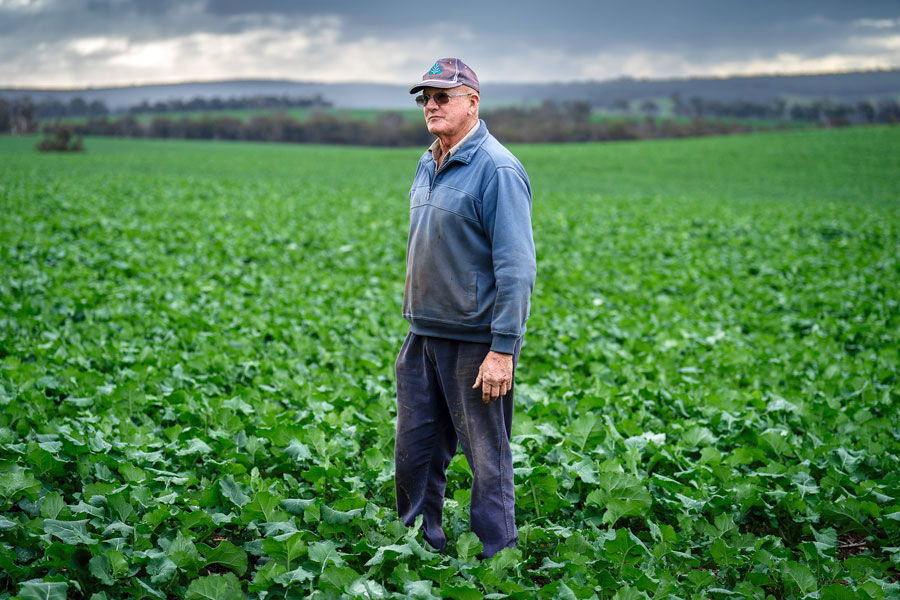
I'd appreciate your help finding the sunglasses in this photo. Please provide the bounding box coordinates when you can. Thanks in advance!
[415,92,475,107]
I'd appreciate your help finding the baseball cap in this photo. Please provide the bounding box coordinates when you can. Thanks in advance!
[409,58,480,94]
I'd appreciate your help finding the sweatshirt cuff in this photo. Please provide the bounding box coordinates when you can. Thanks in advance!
[490,334,520,354]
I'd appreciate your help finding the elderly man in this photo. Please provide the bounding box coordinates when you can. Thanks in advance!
[394,58,537,558]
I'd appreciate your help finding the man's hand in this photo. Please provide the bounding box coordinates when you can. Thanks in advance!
[472,351,514,403]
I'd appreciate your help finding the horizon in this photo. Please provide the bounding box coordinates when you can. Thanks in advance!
[3,66,898,93]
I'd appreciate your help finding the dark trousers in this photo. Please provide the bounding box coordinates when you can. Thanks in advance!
[394,331,521,558]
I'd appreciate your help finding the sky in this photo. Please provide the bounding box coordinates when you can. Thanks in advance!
[1,0,899,88]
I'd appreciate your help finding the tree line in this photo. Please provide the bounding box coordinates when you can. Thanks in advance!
[4,95,899,143]
[0,94,332,132]
[663,94,900,125]
[25,102,861,147]
[125,94,331,115]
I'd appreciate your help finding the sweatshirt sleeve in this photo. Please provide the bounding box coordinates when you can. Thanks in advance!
[481,166,537,354]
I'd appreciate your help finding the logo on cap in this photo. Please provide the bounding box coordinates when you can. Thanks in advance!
[428,62,443,75]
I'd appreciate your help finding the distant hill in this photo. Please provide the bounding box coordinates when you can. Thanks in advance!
[2,70,898,111]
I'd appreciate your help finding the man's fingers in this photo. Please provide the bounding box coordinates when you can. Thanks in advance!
[472,370,483,389]
[482,382,495,402]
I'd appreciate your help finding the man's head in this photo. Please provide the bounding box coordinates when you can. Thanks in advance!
[411,58,480,141]
[417,85,479,139]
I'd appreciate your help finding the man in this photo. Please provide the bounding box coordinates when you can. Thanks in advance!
[394,58,537,559]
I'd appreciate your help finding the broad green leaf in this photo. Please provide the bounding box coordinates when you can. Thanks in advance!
[545,582,579,600]
[147,557,177,585]
[403,535,437,561]
[44,519,96,545]
[185,573,243,600]
[365,542,413,567]
[199,540,248,576]
[713,513,737,536]
[456,532,483,562]
[759,429,793,457]
[107,550,129,577]
[781,561,817,595]
[248,561,287,593]
[586,472,652,525]
[90,554,114,585]
[486,547,522,575]
[18,580,68,600]
[321,504,362,525]
[308,539,344,567]
[570,457,599,484]
[177,438,213,456]
[441,582,484,600]
[64,396,93,407]
[88,432,112,453]
[647,520,677,544]
[319,566,360,591]
[262,531,307,569]
[285,438,311,460]
[40,492,66,519]
[726,447,765,467]
[347,578,387,599]
[219,475,250,508]
[134,577,166,599]
[680,426,716,448]
[274,566,315,585]
[242,491,288,523]
[71,500,104,517]
[280,497,316,515]
[448,453,472,477]
[612,585,648,600]
[516,466,562,515]
[118,462,147,483]
[168,530,203,570]
[857,580,888,599]
[0,465,41,502]
[421,564,456,587]
[107,493,137,523]
[604,529,648,568]
[566,414,598,452]
[403,580,440,600]
[822,497,872,529]
[710,538,736,566]
[811,527,838,555]
[27,445,64,477]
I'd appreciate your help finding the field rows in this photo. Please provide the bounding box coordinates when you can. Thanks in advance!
[1,127,899,599]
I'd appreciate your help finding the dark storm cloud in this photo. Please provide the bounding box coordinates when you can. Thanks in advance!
[198,0,900,50]
[0,0,897,86]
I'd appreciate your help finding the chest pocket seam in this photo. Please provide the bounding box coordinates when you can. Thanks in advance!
[422,184,480,222]
[411,204,480,223]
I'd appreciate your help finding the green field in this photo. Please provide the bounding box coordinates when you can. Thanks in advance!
[1,127,899,599]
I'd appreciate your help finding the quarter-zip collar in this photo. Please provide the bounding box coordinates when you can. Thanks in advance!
[423,119,491,176]
[428,120,480,172]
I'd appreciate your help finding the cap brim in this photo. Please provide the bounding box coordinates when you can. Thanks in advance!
[409,79,462,94]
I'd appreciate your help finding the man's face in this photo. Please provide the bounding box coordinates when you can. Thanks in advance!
[421,86,475,138]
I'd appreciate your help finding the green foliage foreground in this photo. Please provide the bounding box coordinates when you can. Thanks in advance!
[1,127,899,599]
